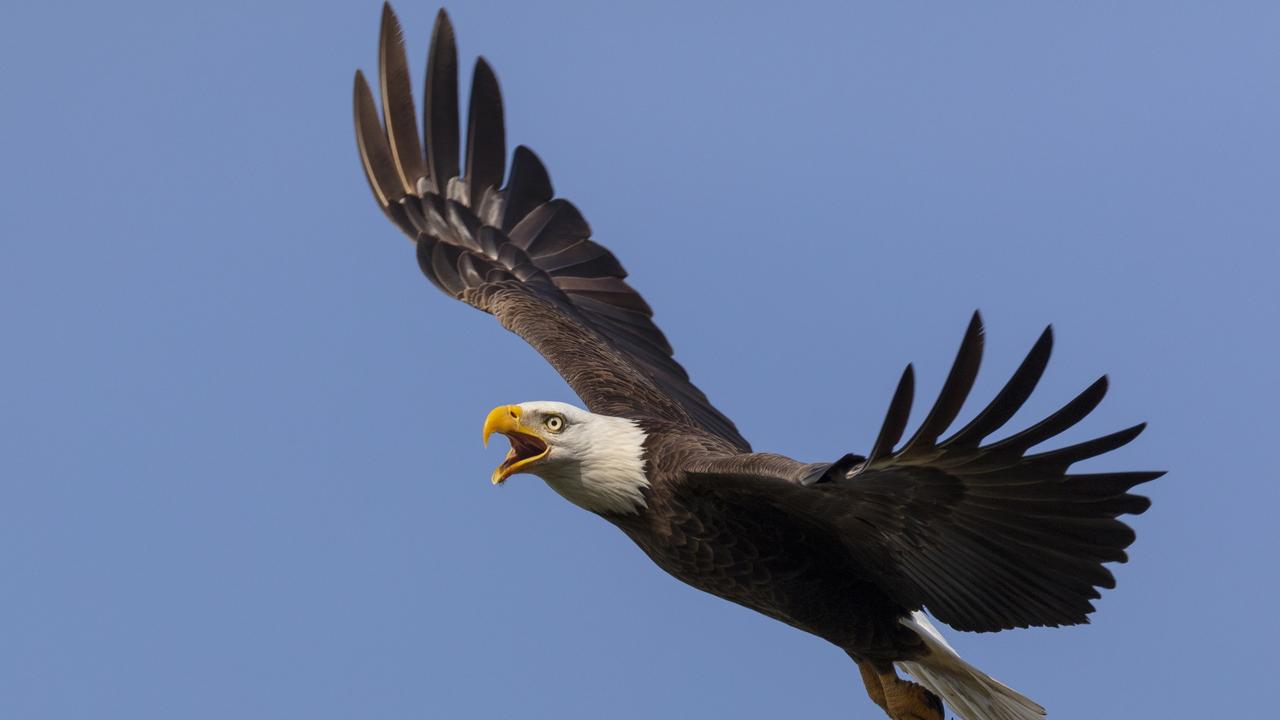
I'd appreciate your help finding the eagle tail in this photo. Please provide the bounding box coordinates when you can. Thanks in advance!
[896,612,1045,720]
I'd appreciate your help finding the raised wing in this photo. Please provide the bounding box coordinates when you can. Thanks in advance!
[686,313,1159,632]
[353,5,747,449]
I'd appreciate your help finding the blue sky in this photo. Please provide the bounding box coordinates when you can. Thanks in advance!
[2,1,1277,718]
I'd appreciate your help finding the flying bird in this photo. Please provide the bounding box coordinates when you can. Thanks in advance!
[353,6,1158,719]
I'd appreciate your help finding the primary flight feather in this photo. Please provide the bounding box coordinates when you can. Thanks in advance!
[354,6,1158,719]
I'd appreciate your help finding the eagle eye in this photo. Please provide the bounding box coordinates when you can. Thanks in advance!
[544,415,565,433]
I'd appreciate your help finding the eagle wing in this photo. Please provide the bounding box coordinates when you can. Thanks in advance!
[685,312,1159,632]
[353,7,747,450]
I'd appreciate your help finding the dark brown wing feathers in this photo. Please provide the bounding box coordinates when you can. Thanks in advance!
[899,311,983,455]
[866,364,914,466]
[355,6,748,450]
[423,8,459,196]
[687,314,1157,633]
[378,4,424,196]
[831,313,1157,632]
[464,57,505,210]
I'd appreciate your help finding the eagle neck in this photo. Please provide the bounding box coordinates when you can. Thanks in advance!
[539,415,650,516]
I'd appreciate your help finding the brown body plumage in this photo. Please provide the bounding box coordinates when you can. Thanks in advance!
[354,7,1158,719]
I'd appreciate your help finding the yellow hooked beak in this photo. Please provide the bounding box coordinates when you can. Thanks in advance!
[482,405,550,485]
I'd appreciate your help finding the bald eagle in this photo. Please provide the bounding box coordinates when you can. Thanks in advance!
[353,6,1158,719]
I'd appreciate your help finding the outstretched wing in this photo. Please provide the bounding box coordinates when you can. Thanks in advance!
[353,6,747,450]
[685,313,1159,632]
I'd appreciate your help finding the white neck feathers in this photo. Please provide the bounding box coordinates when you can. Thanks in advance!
[538,415,649,515]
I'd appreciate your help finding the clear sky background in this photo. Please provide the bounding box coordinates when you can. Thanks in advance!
[2,1,1277,718]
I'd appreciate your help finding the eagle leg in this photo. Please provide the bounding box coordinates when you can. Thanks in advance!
[857,660,889,713]
[857,660,943,720]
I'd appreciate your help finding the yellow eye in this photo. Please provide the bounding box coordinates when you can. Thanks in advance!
[545,415,565,433]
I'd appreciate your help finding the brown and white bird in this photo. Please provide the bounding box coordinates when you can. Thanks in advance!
[353,6,1159,719]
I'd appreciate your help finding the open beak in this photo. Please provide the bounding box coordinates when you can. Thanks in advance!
[482,405,549,485]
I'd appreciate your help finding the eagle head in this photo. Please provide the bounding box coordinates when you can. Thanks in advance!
[482,401,650,515]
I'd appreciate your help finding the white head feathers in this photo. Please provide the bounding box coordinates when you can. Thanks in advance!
[506,401,650,515]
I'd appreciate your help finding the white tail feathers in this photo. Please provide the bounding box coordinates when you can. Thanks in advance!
[895,612,1046,720]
